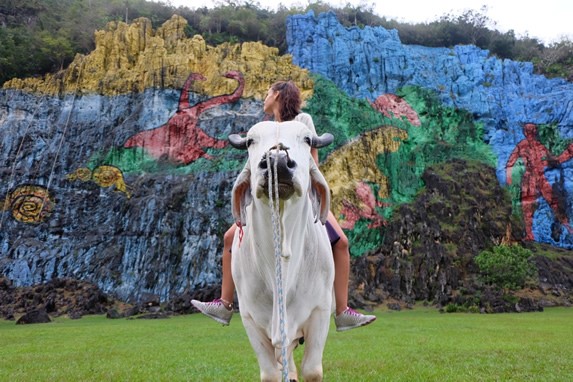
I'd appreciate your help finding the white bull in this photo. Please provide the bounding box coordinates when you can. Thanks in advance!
[229,120,335,381]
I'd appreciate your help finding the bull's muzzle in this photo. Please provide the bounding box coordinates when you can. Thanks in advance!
[258,148,297,200]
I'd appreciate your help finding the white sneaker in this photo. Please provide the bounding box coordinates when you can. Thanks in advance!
[334,307,376,332]
[191,298,233,325]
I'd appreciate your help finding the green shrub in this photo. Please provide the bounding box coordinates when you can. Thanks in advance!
[445,303,459,313]
[474,244,537,290]
[444,302,480,314]
[467,304,480,313]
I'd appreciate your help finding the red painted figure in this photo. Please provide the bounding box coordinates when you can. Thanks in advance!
[506,123,573,240]
[557,140,573,164]
[124,71,245,165]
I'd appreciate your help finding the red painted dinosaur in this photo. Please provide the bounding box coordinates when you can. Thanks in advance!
[124,70,245,165]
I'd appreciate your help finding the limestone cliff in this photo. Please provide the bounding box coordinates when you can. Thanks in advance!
[3,15,313,100]
[1,11,572,309]
[289,10,573,249]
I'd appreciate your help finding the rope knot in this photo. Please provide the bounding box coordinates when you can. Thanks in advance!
[267,143,291,163]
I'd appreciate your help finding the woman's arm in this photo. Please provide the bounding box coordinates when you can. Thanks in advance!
[311,148,319,166]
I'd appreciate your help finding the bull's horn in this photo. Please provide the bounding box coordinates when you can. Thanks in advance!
[229,134,248,149]
[311,133,334,148]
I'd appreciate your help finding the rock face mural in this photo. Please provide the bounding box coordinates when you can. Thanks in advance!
[287,11,573,248]
[505,123,573,241]
[2,185,56,224]
[123,70,244,164]
[1,12,572,305]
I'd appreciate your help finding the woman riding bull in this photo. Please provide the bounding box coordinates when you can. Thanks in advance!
[192,80,376,332]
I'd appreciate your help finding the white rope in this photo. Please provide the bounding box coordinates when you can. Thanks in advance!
[267,133,289,381]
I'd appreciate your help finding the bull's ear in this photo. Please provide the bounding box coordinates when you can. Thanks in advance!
[231,161,252,225]
[309,161,331,224]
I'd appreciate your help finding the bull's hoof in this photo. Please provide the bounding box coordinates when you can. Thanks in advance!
[289,379,298,382]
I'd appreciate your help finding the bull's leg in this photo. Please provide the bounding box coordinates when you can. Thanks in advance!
[242,317,281,381]
[300,310,331,381]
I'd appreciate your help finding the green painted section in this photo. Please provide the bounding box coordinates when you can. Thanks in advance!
[385,86,496,205]
[90,147,244,175]
[537,123,573,155]
[303,75,387,162]
[89,148,164,174]
[507,163,525,219]
[305,78,496,257]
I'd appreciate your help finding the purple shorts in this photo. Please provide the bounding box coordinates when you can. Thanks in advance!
[325,221,341,246]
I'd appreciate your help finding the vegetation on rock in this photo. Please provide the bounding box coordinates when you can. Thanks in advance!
[1,0,572,86]
[475,244,538,290]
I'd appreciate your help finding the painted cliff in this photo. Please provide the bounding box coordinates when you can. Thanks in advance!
[0,15,313,302]
[288,11,573,248]
[1,12,572,306]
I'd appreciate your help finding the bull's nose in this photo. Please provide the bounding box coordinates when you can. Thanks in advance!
[259,154,296,185]
[258,154,296,171]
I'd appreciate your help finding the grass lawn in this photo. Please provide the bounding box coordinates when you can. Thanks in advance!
[0,307,571,381]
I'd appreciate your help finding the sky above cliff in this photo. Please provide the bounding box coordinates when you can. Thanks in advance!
[166,0,571,45]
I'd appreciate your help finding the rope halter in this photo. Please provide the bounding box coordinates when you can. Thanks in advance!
[266,139,290,381]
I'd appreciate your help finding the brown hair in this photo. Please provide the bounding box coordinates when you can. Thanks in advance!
[271,80,301,122]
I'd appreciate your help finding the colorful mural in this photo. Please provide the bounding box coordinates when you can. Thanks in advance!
[67,165,131,198]
[2,185,55,224]
[2,13,573,301]
[505,123,573,240]
[124,71,244,165]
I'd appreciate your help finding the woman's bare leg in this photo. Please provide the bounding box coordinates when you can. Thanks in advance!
[326,211,350,315]
[190,224,237,324]
[327,211,376,331]
[220,224,237,307]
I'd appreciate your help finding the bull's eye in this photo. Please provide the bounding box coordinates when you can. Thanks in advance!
[246,138,254,147]
[304,136,311,146]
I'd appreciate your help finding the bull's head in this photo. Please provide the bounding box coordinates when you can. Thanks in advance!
[229,121,334,226]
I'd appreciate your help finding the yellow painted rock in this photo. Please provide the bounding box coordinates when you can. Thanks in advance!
[3,185,55,224]
[321,126,408,216]
[67,165,131,198]
[3,15,313,101]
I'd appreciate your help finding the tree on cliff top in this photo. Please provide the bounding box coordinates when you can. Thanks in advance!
[1,0,571,85]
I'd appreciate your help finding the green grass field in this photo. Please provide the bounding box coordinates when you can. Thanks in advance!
[1,307,572,381]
